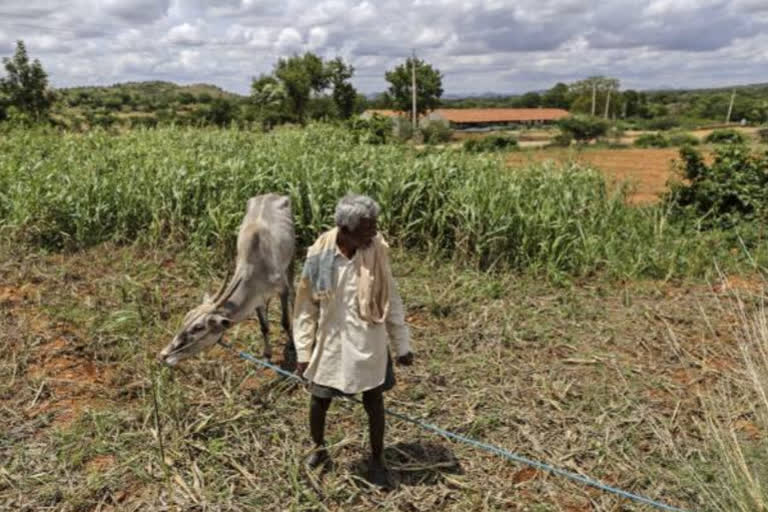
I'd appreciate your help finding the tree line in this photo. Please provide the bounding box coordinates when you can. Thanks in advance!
[0,40,444,130]
[443,76,768,126]
[2,39,767,131]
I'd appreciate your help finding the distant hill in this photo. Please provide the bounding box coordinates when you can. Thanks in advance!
[58,80,243,100]
[51,80,248,130]
[645,82,768,94]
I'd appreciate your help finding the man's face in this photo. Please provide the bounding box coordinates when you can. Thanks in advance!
[343,217,378,249]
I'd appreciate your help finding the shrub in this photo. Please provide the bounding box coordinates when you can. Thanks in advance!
[757,126,768,143]
[557,116,609,143]
[668,145,768,228]
[705,129,747,145]
[85,110,117,129]
[645,117,679,131]
[103,95,123,111]
[667,132,700,147]
[392,117,414,141]
[129,116,159,129]
[347,114,393,145]
[549,132,573,147]
[420,122,452,145]
[634,133,669,148]
[177,92,196,105]
[463,134,518,153]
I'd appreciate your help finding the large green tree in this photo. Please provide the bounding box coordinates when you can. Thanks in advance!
[326,57,357,119]
[568,76,620,117]
[252,53,357,124]
[273,52,330,122]
[0,40,53,122]
[251,75,287,112]
[558,115,609,143]
[543,83,569,109]
[517,91,542,108]
[384,57,443,116]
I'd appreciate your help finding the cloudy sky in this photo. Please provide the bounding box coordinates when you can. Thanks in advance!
[0,0,766,95]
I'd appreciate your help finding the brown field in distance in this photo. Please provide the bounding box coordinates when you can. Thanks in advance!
[508,148,690,204]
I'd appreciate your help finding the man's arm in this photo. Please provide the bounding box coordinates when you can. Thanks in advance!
[293,275,319,370]
[385,271,412,364]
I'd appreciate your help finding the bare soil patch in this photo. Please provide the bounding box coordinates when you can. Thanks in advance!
[508,147,689,204]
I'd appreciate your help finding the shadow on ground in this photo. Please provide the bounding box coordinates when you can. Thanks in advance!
[350,441,462,489]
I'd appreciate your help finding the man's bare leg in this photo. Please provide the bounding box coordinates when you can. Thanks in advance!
[363,388,390,487]
[307,396,331,468]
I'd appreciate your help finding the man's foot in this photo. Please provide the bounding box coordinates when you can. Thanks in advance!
[305,447,330,470]
[366,459,392,488]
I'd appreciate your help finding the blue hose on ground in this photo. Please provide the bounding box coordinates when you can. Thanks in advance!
[219,341,688,512]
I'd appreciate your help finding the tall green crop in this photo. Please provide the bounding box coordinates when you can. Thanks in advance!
[0,125,764,279]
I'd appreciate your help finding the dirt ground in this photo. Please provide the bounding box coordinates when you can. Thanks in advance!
[2,240,766,511]
[507,148,688,204]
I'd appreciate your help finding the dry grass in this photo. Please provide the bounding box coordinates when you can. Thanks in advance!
[507,148,692,205]
[1,240,765,511]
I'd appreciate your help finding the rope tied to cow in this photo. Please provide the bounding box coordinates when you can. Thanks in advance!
[216,340,688,512]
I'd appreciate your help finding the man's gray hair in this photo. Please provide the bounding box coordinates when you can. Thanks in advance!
[335,194,380,230]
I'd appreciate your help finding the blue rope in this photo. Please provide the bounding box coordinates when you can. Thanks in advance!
[221,342,688,512]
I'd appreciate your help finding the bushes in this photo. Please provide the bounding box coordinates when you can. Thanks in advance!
[420,122,452,145]
[557,116,609,143]
[549,132,573,147]
[645,117,680,131]
[668,132,699,146]
[757,126,768,143]
[128,115,159,129]
[668,145,768,228]
[634,133,669,148]
[705,129,747,145]
[463,134,518,153]
[347,114,394,144]
[634,132,700,148]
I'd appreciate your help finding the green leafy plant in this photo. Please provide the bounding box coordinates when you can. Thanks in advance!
[757,126,768,144]
[705,129,747,145]
[667,132,700,147]
[668,145,768,228]
[557,116,609,143]
[463,134,518,153]
[634,133,669,148]
[420,122,452,145]
[347,114,393,145]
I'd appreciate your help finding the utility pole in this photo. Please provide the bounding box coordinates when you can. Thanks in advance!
[604,87,611,119]
[411,49,417,130]
[726,89,736,124]
[591,81,597,117]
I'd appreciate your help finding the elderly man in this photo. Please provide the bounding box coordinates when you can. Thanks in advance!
[294,194,413,487]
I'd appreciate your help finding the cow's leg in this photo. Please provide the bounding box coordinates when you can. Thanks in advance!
[256,303,271,359]
[280,283,297,369]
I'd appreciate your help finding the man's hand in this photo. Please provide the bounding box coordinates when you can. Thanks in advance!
[295,362,309,377]
[396,352,414,366]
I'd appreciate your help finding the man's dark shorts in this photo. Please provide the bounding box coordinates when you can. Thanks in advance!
[309,354,395,399]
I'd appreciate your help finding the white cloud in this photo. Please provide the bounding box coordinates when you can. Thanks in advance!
[307,26,328,49]
[164,21,206,45]
[99,0,171,23]
[275,27,303,52]
[0,0,765,95]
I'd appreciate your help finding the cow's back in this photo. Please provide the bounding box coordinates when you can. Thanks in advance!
[243,194,295,268]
